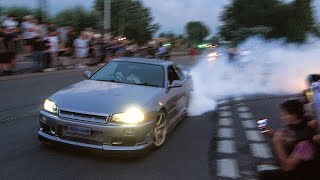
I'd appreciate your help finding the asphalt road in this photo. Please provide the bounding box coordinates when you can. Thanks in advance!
[0,56,294,180]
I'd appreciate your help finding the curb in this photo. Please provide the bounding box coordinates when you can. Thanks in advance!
[0,67,99,82]
[171,53,189,56]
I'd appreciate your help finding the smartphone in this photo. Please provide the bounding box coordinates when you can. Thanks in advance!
[257,119,268,132]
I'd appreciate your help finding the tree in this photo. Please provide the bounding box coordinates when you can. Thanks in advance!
[0,7,49,23]
[2,7,33,23]
[185,21,209,44]
[159,32,177,40]
[94,0,159,44]
[220,0,279,45]
[53,6,99,33]
[286,0,315,42]
[219,0,317,44]
[208,35,220,45]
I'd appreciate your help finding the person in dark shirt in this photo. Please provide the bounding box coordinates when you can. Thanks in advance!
[0,26,17,75]
[260,100,319,180]
[32,33,45,72]
[64,29,77,56]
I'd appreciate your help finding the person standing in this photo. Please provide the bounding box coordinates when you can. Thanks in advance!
[157,43,167,59]
[2,15,19,46]
[32,25,45,72]
[73,32,89,68]
[2,15,19,53]
[21,15,36,56]
[188,46,198,60]
[61,27,76,68]
[43,28,59,72]
[0,26,17,75]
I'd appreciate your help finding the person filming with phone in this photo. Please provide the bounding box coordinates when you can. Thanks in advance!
[259,99,319,180]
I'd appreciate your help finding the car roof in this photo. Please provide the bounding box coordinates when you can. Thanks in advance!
[111,57,174,67]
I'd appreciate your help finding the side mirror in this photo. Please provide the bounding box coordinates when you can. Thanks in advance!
[83,71,92,79]
[182,70,190,77]
[169,80,182,88]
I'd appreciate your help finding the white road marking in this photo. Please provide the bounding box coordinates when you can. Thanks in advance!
[245,130,264,142]
[239,112,253,119]
[241,120,257,129]
[218,100,229,104]
[237,106,250,112]
[218,128,234,138]
[257,164,280,172]
[217,140,236,154]
[217,159,240,179]
[219,118,232,127]
[219,106,230,110]
[249,143,272,159]
[236,103,246,107]
[234,96,244,101]
[219,111,232,117]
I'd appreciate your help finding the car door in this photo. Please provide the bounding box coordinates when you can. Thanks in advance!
[166,65,184,125]
[173,65,190,114]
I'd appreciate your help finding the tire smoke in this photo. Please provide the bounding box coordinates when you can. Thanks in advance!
[188,36,320,116]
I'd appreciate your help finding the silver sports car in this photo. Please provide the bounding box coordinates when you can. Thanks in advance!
[38,58,192,151]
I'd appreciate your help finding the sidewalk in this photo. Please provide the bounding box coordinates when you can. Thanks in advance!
[1,51,190,77]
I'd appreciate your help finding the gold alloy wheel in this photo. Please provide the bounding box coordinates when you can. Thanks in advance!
[153,112,167,147]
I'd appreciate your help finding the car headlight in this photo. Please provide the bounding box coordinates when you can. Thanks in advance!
[111,107,145,124]
[44,99,58,114]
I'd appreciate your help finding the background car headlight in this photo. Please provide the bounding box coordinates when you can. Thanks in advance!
[111,107,145,124]
[44,99,58,114]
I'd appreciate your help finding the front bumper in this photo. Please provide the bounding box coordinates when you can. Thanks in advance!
[38,110,154,151]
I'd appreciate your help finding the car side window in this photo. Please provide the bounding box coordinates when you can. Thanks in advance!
[167,66,180,85]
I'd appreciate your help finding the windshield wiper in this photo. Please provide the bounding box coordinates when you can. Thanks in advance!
[136,83,161,87]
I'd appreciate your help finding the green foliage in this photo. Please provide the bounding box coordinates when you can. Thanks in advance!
[208,35,220,44]
[1,7,33,23]
[219,0,317,44]
[53,6,100,33]
[94,0,159,44]
[185,21,210,44]
[0,7,49,23]
[159,32,177,40]
[94,0,105,14]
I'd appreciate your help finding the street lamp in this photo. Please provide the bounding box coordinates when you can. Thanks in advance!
[104,0,111,33]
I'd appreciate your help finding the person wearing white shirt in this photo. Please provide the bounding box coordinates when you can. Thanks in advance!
[2,15,19,53]
[2,16,18,30]
[73,32,89,68]
[21,16,37,54]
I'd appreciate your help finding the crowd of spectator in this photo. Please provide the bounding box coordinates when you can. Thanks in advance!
[0,15,171,76]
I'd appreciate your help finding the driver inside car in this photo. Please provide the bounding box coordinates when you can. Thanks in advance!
[115,65,141,84]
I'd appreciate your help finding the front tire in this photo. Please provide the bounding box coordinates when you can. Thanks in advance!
[152,111,168,149]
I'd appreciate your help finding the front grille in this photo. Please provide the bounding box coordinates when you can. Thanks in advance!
[59,126,104,145]
[59,110,108,124]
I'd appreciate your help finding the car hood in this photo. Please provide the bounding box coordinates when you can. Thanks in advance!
[50,80,163,115]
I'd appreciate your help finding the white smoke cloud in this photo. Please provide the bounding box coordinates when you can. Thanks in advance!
[313,0,320,22]
[188,36,320,116]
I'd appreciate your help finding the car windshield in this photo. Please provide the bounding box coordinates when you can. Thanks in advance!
[90,61,164,87]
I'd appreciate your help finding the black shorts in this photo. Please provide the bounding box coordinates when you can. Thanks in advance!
[0,52,16,64]
[24,38,35,46]
[5,33,17,42]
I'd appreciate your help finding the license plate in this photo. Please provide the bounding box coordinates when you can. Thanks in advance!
[67,125,91,136]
